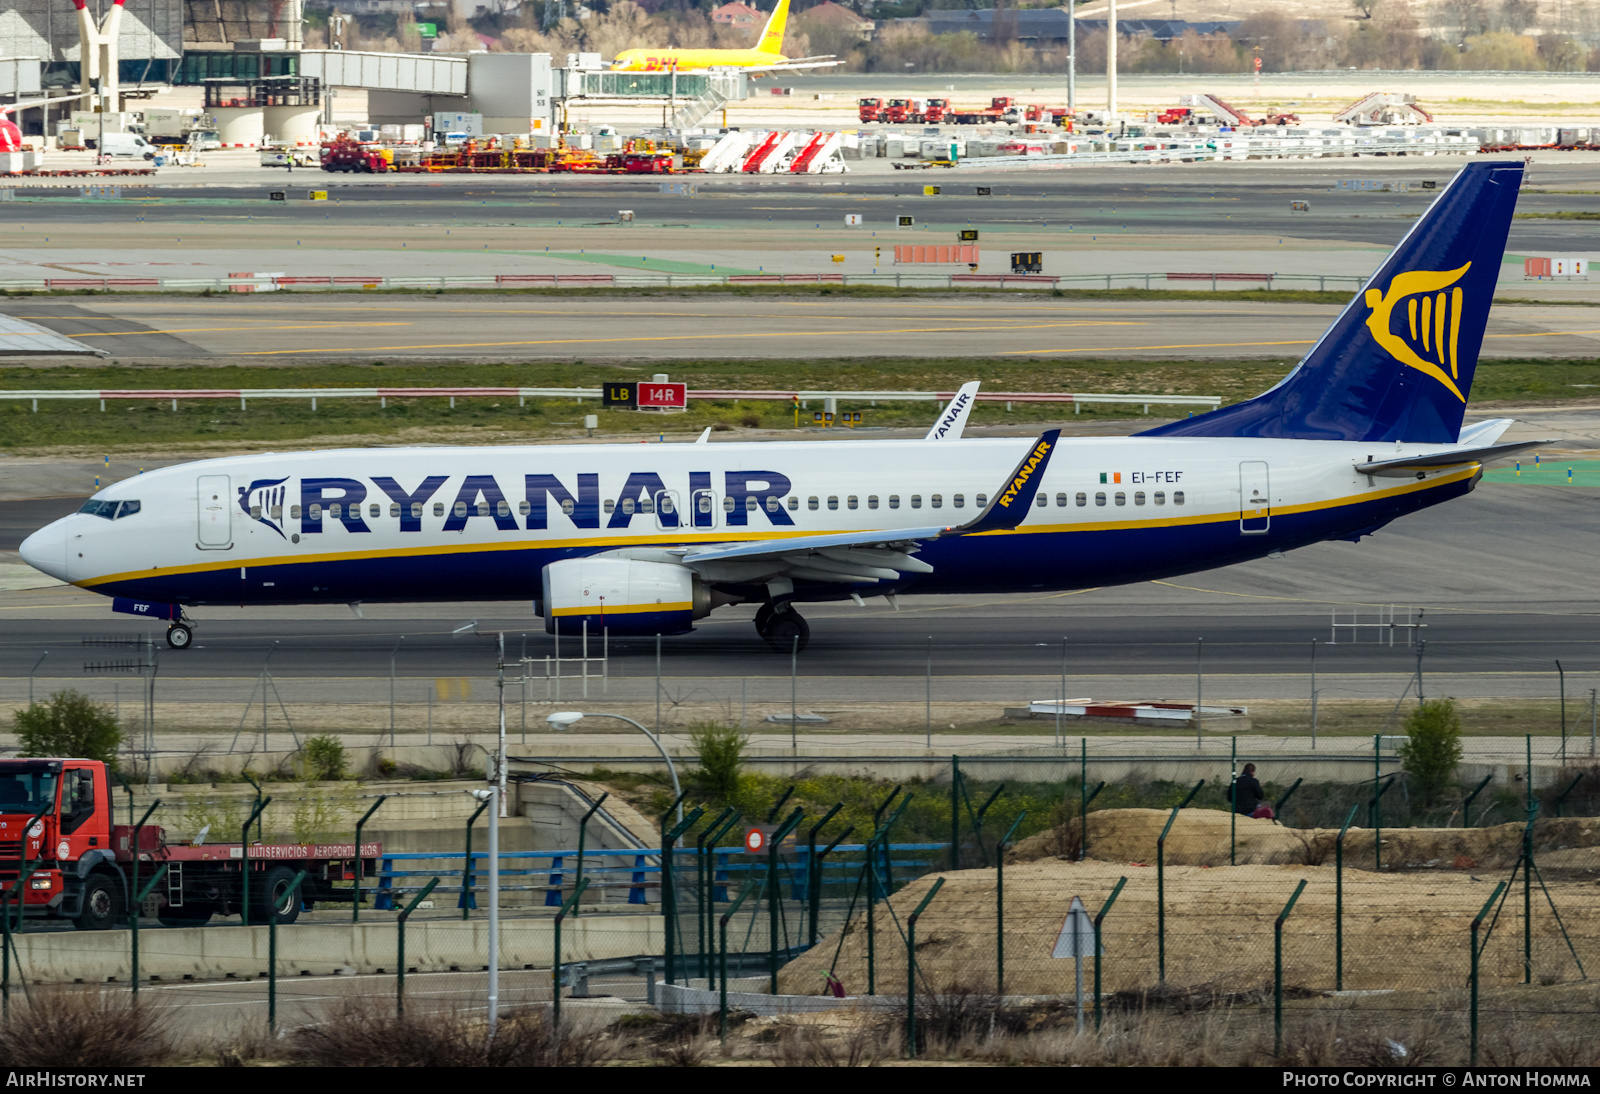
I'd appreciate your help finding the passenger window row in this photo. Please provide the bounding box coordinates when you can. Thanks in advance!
[276,487,1180,525]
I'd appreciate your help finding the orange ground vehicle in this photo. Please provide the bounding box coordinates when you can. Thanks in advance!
[858,97,884,122]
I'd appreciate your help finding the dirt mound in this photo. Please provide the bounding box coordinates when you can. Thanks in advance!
[778,858,1600,1000]
[1010,808,1600,873]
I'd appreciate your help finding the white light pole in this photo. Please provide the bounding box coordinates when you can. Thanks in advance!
[546,711,682,821]
[1107,0,1118,121]
[468,783,498,1032]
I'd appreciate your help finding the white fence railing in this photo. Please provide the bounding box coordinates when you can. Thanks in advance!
[0,386,1222,412]
[0,272,1367,295]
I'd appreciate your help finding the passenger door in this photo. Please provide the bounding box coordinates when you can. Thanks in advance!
[197,474,233,548]
[1239,461,1270,535]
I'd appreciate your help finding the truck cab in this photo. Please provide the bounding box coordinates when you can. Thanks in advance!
[0,759,117,928]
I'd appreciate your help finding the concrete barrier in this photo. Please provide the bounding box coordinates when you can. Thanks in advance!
[11,914,663,985]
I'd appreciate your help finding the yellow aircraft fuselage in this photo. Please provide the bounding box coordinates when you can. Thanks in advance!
[609,48,786,72]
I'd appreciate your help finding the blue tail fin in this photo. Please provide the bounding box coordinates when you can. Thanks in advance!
[1140,161,1523,444]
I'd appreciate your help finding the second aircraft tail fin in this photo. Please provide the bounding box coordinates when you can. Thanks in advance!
[757,0,791,54]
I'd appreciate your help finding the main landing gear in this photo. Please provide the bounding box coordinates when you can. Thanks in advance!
[166,621,194,649]
[754,602,809,654]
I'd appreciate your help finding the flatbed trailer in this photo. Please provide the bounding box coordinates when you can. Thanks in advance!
[0,758,380,929]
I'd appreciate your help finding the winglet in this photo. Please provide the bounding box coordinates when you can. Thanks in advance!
[943,429,1060,536]
[924,381,981,441]
[694,426,712,444]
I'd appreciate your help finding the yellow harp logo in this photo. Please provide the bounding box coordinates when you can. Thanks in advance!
[1362,263,1472,402]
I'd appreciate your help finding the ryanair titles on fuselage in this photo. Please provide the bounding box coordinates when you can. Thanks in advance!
[251,469,799,539]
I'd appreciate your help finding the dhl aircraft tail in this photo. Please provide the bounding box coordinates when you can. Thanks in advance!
[1140,160,1523,445]
[757,0,791,54]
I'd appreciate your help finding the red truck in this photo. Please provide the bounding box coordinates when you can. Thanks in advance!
[884,98,925,124]
[949,97,1016,125]
[0,758,380,929]
[921,98,951,124]
[858,97,884,123]
[320,133,394,173]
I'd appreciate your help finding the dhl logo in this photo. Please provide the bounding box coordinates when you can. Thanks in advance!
[1362,262,1472,402]
[996,437,1054,508]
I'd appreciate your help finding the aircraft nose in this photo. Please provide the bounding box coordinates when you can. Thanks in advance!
[18,519,69,582]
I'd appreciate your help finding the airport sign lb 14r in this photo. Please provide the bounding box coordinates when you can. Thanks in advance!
[601,382,688,409]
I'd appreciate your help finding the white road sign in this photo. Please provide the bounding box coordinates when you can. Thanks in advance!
[1051,895,1101,959]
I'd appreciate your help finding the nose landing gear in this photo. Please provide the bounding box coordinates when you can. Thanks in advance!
[754,601,809,653]
[165,621,194,649]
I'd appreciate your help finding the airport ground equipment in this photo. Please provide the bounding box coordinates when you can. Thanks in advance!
[857,97,884,123]
[1334,91,1433,126]
[320,133,394,173]
[0,758,380,930]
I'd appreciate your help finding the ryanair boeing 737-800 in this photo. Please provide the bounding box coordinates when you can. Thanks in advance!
[20,162,1542,652]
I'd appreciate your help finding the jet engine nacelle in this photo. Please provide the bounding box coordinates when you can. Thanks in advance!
[539,557,710,636]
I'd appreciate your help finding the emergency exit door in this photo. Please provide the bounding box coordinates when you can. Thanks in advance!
[197,474,233,548]
[1239,462,1270,534]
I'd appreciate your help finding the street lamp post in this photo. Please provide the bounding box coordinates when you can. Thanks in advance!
[547,711,682,822]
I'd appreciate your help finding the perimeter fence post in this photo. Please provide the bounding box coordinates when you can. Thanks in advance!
[352,795,387,923]
[660,795,700,988]
[1334,804,1358,990]
[805,804,843,947]
[460,796,489,918]
[1156,781,1203,982]
[239,797,271,928]
[767,808,804,994]
[552,877,591,1036]
[1470,882,1506,1066]
[1093,876,1127,1031]
[396,877,440,1017]
[268,870,309,1035]
[948,756,960,870]
[904,877,946,1060]
[1274,879,1307,1056]
[720,881,758,1043]
[128,800,161,998]
[996,812,1026,995]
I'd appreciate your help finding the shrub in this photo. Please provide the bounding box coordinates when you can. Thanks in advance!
[1397,699,1464,806]
[688,721,747,801]
[12,690,123,765]
[301,734,348,781]
[0,990,172,1066]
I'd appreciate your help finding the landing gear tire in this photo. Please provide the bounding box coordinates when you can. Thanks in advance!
[753,601,778,635]
[72,873,123,931]
[254,864,302,926]
[763,608,810,654]
[166,622,193,650]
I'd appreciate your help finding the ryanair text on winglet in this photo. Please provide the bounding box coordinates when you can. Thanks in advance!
[996,437,1054,508]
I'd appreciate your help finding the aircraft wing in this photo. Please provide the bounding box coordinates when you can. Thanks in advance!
[1354,439,1556,477]
[739,58,844,73]
[673,429,1060,586]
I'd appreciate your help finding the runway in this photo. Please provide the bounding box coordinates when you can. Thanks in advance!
[6,295,1600,362]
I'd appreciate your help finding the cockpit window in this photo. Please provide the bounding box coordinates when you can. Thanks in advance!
[78,499,140,520]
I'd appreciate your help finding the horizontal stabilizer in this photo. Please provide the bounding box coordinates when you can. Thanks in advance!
[1354,439,1555,476]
